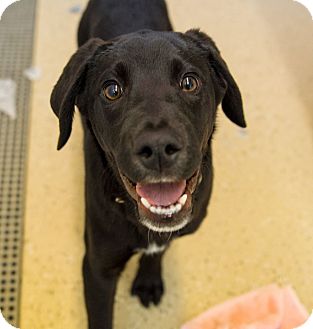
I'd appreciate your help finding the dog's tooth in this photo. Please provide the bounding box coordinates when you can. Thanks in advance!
[170,204,176,212]
[141,197,151,209]
[178,194,187,206]
[175,203,182,213]
[154,206,161,215]
[150,206,157,213]
[159,207,165,215]
[148,203,183,216]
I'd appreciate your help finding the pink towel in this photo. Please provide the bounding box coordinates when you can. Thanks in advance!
[181,285,309,329]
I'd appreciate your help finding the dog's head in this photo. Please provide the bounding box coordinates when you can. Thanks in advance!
[50,30,245,233]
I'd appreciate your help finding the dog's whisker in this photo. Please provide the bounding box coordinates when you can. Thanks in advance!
[148,228,151,245]
[167,230,172,242]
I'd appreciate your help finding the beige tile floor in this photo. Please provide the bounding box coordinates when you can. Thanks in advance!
[20,0,313,328]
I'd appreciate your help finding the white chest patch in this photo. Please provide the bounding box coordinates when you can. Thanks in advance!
[136,242,166,255]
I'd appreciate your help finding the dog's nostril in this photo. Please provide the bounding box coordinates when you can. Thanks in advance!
[165,144,180,156]
[137,146,153,159]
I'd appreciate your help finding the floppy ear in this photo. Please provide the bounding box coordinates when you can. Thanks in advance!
[50,38,107,150]
[185,29,246,128]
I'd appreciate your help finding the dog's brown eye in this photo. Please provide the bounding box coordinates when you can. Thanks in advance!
[103,82,122,101]
[180,76,199,92]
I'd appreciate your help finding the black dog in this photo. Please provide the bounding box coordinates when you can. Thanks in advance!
[50,0,246,328]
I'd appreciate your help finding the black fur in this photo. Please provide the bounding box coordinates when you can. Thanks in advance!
[50,1,245,328]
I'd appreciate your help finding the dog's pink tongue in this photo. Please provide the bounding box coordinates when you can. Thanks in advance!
[136,181,186,206]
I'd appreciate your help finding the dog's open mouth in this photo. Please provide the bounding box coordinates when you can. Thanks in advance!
[119,170,200,232]
[137,180,187,217]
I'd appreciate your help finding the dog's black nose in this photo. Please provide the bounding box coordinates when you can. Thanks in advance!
[134,131,183,171]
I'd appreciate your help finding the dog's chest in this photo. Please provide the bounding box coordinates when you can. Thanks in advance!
[135,242,166,255]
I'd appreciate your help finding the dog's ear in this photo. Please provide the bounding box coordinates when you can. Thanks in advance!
[50,38,107,150]
[185,29,246,128]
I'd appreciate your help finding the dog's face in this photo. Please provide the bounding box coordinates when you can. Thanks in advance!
[51,30,245,233]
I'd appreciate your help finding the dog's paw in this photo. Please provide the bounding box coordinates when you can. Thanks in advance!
[131,274,164,307]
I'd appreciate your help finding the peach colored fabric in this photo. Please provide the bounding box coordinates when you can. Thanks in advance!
[181,285,308,329]
[281,287,309,329]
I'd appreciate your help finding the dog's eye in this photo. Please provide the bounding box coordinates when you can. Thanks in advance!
[102,82,123,101]
[180,76,199,92]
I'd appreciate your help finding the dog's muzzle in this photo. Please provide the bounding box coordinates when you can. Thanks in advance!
[119,170,202,233]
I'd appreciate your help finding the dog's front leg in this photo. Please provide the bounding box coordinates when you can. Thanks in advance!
[83,253,130,329]
[131,251,166,307]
